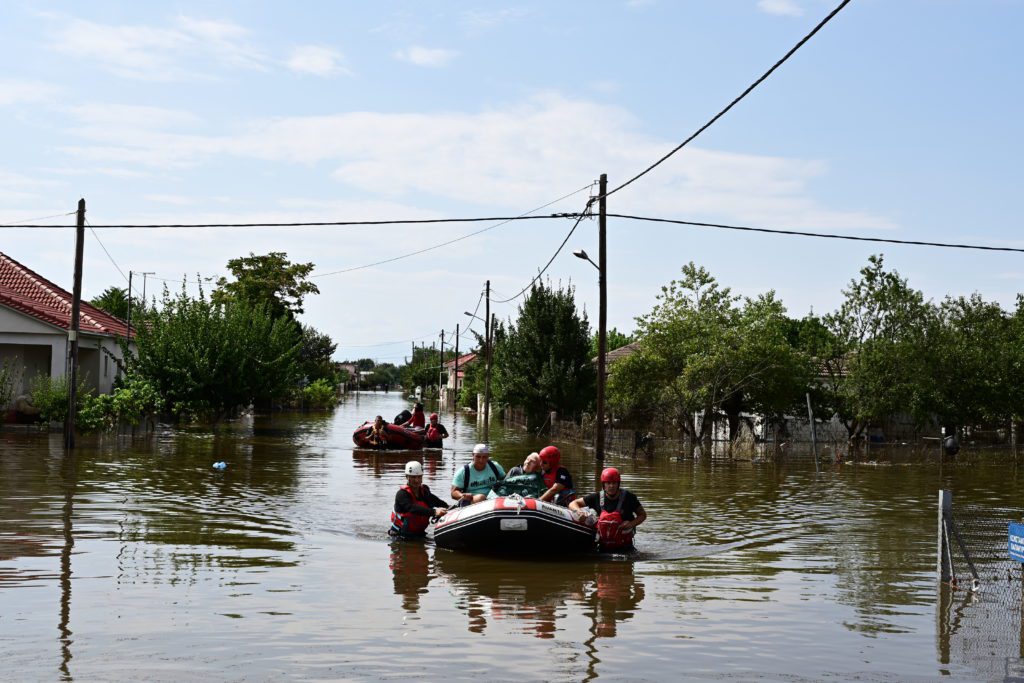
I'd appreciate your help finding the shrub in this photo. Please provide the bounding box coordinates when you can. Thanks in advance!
[302,378,337,410]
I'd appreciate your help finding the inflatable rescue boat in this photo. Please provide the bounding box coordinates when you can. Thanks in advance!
[352,422,424,450]
[433,495,596,554]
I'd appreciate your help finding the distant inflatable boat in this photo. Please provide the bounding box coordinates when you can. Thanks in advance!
[352,422,424,450]
[433,496,596,554]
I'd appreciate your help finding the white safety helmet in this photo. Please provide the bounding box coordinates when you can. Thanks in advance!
[472,443,490,456]
[404,461,424,476]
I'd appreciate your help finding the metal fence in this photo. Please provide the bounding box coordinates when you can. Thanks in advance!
[937,489,1024,678]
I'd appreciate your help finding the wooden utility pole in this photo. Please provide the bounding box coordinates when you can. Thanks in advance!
[595,174,608,473]
[65,198,86,450]
[484,279,491,438]
[438,329,445,405]
[453,323,460,413]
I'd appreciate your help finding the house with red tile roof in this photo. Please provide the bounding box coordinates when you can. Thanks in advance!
[0,251,134,408]
[442,352,477,392]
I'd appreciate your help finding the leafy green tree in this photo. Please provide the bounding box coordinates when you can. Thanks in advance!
[299,325,338,384]
[90,286,139,320]
[492,281,595,428]
[212,252,319,320]
[590,327,634,359]
[607,263,809,446]
[131,285,301,421]
[824,255,931,437]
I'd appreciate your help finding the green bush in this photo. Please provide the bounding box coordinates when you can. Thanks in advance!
[30,374,76,423]
[302,378,337,409]
[78,393,115,432]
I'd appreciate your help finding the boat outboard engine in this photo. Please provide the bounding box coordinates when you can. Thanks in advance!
[394,409,412,425]
[943,435,960,456]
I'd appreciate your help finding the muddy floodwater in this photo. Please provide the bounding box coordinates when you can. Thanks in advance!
[2,392,1024,682]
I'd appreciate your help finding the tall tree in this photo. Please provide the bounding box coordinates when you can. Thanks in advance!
[298,325,339,384]
[131,285,301,421]
[824,255,931,437]
[212,252,319,320]
[90,286,138,320]
[492,281,595,428]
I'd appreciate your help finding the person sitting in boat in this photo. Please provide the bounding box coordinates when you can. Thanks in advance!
[367,415,389,446]
[488,453,546,499]
[451,443,506,506]
[390,461,448,539]
[569,467,647,552]
[401,403,426,430]
[424,413,449,447]
[537,446,576,506]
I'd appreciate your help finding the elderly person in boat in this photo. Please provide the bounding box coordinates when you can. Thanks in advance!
[451,443,506,505]
[488,452,546,499]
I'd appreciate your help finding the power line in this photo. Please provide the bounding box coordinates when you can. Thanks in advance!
[491,200,593,304]
[607,213,1024,254]
[0,210,76,227]
[86,218,130,284]
[606,0,851,199]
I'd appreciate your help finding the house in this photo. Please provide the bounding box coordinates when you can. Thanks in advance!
[0,251,133,408]
[443,352,478,392]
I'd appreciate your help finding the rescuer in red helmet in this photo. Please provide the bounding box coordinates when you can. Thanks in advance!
[424,412,449,448]
[570,467,646,552]
[537,445,576,506]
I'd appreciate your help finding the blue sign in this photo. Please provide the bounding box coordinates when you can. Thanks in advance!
[1010,522,1024,563]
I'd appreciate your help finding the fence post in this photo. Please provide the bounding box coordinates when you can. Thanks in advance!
[937,489,952,583]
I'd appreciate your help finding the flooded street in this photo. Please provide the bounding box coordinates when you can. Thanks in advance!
[2,391,1023,681]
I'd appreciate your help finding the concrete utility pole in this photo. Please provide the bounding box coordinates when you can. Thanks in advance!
[438,329,444,404]
[595,173,608,473]
[65,198,85,450]
[484,279,491,439]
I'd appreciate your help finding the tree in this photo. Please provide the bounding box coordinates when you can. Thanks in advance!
[492,281,595,428]
[131,285,301,421]
[824,255,931,437]
[590,327,634,359]
[90,286,138,320]
[298,325,338,384]
[607,263,810,448]
[212,252,319,320]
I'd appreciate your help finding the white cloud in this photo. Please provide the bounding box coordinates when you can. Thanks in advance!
[460,8,529,33]
[0,80,61,106]
[47,15,266,80]
[757,0,804,17]
[52,93,893,232]
[394,45,459,68]
[287,45,351,77]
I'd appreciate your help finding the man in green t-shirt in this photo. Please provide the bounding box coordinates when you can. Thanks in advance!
[451,443,506,505]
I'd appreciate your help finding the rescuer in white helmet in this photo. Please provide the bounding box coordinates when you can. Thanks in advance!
[389,461,449,538]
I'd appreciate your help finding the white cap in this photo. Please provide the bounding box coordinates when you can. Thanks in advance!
[472,443,490,456]
[404,461,424,476]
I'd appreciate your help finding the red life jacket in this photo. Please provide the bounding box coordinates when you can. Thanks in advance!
[426,424,440,442]
[390,485,430,536]
[597,490,633,551]
[542,467,576,505]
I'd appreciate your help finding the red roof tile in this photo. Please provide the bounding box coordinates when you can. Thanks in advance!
[0,251,132,338]
[443,352,478,370]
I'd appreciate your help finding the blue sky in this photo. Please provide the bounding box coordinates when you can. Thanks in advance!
[2,0,1023,363]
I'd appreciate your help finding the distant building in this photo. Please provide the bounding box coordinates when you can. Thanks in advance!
[443,352,478,392]
[0,251,134,408]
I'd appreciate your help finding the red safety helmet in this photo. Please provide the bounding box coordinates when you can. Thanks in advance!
[538,445,561,466]
[600,467,621,484]
[429,413,438,421]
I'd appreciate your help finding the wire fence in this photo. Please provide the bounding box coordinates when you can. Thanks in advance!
[939,489,1024,679]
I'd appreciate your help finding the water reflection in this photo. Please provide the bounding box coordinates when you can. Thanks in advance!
[352,448,445,478]
[429,551,645,641]
[389,540,432,613]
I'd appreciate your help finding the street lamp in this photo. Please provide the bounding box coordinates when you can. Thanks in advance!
[573,249,598,270]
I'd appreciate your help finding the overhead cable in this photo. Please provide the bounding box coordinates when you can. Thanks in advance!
[606,0,851,199]
[0,210,76,227]
[607,213,1024,253]
[491,200,593,304]
[86,218,130,283]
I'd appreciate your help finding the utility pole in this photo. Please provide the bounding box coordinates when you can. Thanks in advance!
[596,173,608,473]
[484,279,492,439]
[453,323,460,414]
[126,271,134,336]
[65,199,86,450]
[439,329,445,406]
[139,271,155,310]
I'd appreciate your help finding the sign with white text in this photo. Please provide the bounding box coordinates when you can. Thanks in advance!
[1009,522,1024,563]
